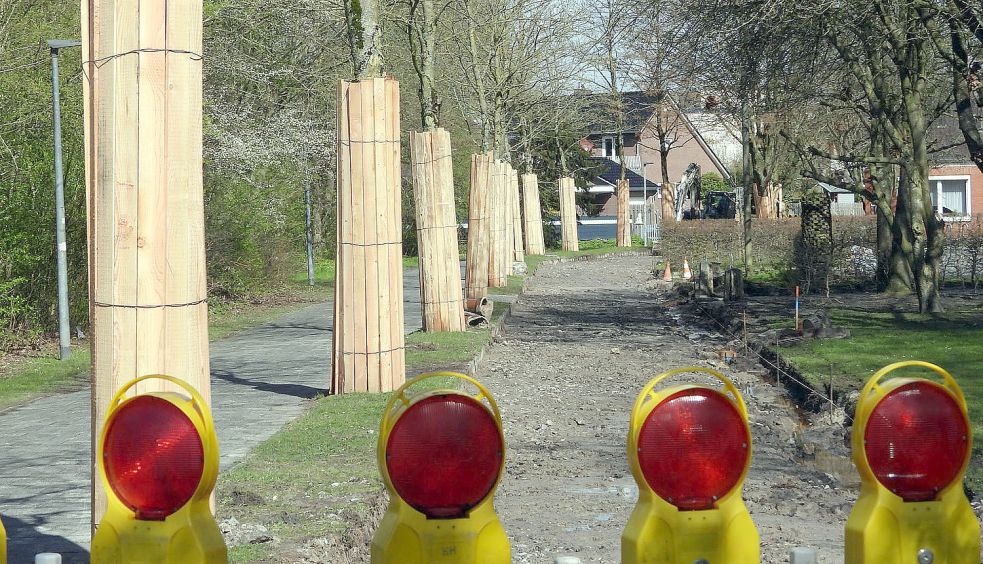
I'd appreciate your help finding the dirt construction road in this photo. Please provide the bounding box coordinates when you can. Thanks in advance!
[475,255,856,564]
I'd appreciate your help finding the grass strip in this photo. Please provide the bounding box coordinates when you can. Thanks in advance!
[778,307,983,492]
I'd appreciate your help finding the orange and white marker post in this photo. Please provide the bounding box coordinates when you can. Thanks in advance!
[682,259,692,280]
[662,263,673,282]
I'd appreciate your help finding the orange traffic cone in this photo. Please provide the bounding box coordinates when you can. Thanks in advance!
[682,259,692,280]
[662,262,673,282]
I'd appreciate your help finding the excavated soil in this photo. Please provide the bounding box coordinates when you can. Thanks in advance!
[475,254,856,564]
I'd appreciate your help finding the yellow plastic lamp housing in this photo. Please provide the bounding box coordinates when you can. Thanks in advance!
[845,361,980,564]
[371,372,510,564]
[622,367,759,564]
[91,375,226,564]
[0,514,6,564]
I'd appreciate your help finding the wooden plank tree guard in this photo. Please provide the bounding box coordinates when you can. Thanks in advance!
[521,173,545,255]
[332,77,405,394]
[617,178,631,247]
[510,167,524,264]
[487,160,509,287]
[409,128,466,332]
[465,152,492,300]
[82,0,210,527]
[559,176,579,251]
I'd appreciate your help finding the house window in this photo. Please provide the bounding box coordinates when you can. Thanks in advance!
[602,136,615,158]
[929,176,971,218]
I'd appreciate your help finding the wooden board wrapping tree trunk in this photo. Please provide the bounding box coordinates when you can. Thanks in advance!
[332,77,405,394]
[510,167,524,264]
[501,163,515,273]
[616,178,631,247]
[488,161,509,287]
[410,129,466,332]
[465,153,493,300]
[82,0,210,528]
[521,173,545,255]
[559,176,579,252]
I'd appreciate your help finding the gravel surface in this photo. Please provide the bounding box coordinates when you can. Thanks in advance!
[476,254,856,564]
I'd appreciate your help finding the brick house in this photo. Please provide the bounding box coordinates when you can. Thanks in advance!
[578,91,741,218]
[826,118,981,220]
[927,119,981,220]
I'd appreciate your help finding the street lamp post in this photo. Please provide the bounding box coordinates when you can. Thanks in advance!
[47,39,81,361]
[642,162,653,247]
[304,172,315,286]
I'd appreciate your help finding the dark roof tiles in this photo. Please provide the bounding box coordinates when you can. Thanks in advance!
[587,156,651,189]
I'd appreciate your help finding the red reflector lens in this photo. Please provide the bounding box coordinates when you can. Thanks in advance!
[864,381,968,502]
[103,395,204,520]
[386,394,503,519]
[637,388,749,510]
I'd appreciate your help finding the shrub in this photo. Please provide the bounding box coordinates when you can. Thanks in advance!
[660,216,877,291]
[943,215,983,286]
[700,172,727,198]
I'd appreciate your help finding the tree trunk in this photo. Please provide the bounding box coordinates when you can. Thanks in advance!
[345,0,383,78]
[903,103,944,312]
[659,140,674,222]
[949,23,983,171]
[867,124,913,293]
[753,183,777,220]
[409,0,438,129]
[556,130,568,175]
[875,203,892,290]
[465,4,491,151]
[741,113,752,269]
[886,170,916,294]
[492,44,508,158]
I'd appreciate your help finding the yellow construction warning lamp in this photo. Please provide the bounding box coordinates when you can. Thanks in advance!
[622,366,759,564]
[846,361,979,564]
[91,375,226,563]
[371,371,510,564]
[0,513,6,564]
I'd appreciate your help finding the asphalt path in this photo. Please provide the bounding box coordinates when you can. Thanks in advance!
[0,267,426,562]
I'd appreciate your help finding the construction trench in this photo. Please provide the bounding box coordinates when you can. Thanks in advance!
[474,254,854,564]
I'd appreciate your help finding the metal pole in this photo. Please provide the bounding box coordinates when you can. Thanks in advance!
[50,47,71,360]
[304,174,315,286]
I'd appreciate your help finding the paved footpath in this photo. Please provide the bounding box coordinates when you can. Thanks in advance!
[0,269,427,562]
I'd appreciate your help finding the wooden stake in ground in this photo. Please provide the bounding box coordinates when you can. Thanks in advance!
[465,153,493,300]
[559,177,579,252]
[82,0,210,529]
[510,167,525,265]
[521,173,545,255]
[332,77,405,394]
[616,178,631,247]
[410,129,466,332]
[488,161,509,287]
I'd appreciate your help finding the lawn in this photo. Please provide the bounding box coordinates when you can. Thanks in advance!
[778,306,983,492]
[290,256,420,287]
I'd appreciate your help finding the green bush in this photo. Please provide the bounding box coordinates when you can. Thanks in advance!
[700,172,727,197]
[204,166,308,299]
[659,217,877,289]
